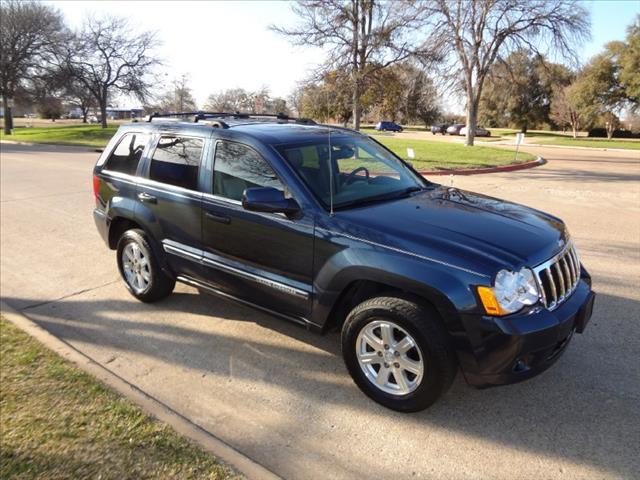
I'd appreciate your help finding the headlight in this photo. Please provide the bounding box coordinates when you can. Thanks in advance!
[477,268,540,315]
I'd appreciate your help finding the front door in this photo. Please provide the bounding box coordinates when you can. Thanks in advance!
[201,139,314,323]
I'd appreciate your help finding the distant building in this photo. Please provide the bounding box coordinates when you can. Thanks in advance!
[105,107,144,120]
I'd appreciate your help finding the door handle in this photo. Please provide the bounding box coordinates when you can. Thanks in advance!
[137,192,157,204]
[205,211,231,224]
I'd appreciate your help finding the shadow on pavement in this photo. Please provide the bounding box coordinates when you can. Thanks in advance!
[3,287,638,478]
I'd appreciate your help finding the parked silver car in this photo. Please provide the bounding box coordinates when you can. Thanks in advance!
[459,126,491,137]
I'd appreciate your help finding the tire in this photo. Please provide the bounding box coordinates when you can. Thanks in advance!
[341,296,457,412]
[116,229,175,302]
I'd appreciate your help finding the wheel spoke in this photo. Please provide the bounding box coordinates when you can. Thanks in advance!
[398,356,422,375]
[394,336,415,354]
[379,323,393,346]
[362,329,383,350]
[141,269,151,282]
[124,249,135,263]
[394,370,410,393]
[359,352,381,365]
[376,366,390,387]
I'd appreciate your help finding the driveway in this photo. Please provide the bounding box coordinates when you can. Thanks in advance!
[1,142,639,479]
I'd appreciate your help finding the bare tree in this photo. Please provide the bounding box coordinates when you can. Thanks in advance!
[0,0,65,134]
[272,0,426,130]
[156,74,197,112]
[204,88,253,112]
[422,0,590,145]
[63,16,160,128]
[65,80,97,123]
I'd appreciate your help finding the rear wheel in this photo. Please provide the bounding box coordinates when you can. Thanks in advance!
[341,296,457,412]
[116,229,175,302]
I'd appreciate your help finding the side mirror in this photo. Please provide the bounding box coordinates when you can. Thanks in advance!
[242,187,300,216]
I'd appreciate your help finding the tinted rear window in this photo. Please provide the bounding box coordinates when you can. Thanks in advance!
[104,132,150,175]
[149,136,203,190]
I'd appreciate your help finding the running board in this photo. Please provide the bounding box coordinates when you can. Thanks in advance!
[176,275,316,329]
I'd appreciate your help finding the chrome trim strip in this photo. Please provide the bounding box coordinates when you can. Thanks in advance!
[162,241,309,300]
[163,244,202,261]
[101,170,203,200]
[316,228,489,278]
[533,240,575,274]
[201,256,309,299]
[202,193,242,206]
[176,275,315,328]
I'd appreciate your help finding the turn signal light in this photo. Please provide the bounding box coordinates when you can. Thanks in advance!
[477,286,506,316]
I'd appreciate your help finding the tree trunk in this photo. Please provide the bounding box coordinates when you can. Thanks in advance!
[571,125,577,139]
[465,95,478,147]
[100,101,108,128]
[82,110,88,123]
[352,79,361,131]
[2,95,12,135]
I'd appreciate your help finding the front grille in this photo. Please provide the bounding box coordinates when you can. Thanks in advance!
[534,242,580,310]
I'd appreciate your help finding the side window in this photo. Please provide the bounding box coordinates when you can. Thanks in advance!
[104,132,150,175]
[213,141,283,201]
[149,136,203,190]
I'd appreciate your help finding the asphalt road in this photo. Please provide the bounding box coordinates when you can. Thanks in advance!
[1,142,639,479]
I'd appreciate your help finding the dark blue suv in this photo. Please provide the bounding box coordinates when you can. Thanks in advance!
[374,121,403,132]
[93,112,595,411]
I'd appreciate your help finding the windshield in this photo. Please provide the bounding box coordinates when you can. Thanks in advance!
[276,135,426,210]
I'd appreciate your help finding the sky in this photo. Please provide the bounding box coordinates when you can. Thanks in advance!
[50,0,640,111]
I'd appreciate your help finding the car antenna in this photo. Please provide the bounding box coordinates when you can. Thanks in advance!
[328,127,334,216]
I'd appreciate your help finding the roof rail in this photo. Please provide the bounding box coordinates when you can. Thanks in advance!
[146,111,317,126]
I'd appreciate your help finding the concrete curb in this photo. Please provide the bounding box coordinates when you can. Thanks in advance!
[0,139,102,153]
[419,156,546,176]
[523,143,640,153]
[0,301,282,480]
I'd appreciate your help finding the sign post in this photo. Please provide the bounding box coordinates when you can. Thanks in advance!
[515,133,525,162]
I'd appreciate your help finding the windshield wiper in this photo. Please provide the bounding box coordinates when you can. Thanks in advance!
[333,186,423,211]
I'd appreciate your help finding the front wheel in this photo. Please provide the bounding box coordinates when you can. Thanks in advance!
[341,296,457,412]
[116,229,175,302]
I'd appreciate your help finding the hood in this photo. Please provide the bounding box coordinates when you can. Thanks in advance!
[335,185,568,276]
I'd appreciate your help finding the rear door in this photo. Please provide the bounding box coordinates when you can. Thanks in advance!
[136,134,207,279]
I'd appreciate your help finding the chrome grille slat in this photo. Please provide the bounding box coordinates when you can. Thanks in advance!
[534,242,581,311]
[545,268,558,306]
[560,256,572,294]
[555,262,566,298]
[566,250,577,285]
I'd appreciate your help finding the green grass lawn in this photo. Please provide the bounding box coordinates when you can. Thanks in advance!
[0,317,237,480]
[488,129,640,150]
[373,136,535,170]
[525,135,640,150]
[0,124,117,147]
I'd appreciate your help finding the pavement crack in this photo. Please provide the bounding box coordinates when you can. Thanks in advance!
[19,279,120,311]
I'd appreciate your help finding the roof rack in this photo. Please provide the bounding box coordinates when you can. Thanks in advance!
[146,111,316,128]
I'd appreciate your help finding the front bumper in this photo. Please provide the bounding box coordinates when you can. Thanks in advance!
[460,279,595,387]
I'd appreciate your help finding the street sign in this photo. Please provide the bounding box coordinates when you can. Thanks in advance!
[407,148,415,159]
[515,132,525,146]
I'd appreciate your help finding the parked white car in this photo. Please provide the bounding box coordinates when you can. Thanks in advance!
[459,126,491,137]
